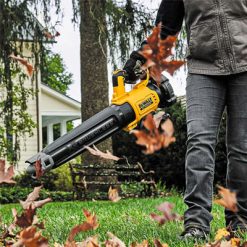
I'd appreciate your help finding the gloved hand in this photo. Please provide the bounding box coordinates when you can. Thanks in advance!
[123,50,147,84]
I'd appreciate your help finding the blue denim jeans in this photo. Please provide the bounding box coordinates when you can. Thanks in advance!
[184,72,247,233]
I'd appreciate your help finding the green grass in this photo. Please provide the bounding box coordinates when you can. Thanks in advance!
[0,196,226,246]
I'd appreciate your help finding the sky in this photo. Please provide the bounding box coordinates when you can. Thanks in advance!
[50,0,186,102]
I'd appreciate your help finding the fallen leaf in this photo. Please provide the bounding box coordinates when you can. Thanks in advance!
[154,239,168,247]
[80,235,99,247]
[214,186,238,213]
[150,202,182,225]
[83,209,99,230]
[0,159,16,184]
[215,228,230,241]
[105,232,126,247]
[67,209,99,243]
[230,238,240,247]
[9,53,34,77]
[13,206,36,228]
[85,145,121,161]
[139,24,184,85]
[131,240,149,247]
[108,186,121,202]
[12,226,48,247]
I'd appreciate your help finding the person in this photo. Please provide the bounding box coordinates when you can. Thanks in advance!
[124,0,247,240]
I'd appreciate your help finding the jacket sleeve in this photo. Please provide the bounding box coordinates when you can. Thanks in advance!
[155,0,185,39]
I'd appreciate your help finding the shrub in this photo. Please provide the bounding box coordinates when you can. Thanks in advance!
[14,163,73,192]
[0,185,74,204]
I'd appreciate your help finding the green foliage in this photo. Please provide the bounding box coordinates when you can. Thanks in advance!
[41,50,73,94]
[53,164,74,192]
[0,186,73,204]
[14,163,73,192]
[120,182,149,196]
[106,0,154,66]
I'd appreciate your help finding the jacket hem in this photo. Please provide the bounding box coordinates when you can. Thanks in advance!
[188,66,247,75]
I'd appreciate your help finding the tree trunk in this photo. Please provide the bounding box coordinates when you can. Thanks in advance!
[80,0,112,165]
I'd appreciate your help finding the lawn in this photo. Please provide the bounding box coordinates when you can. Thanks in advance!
[0,196,226,246]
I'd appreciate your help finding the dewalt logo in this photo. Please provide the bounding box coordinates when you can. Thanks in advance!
[139,97,153,111]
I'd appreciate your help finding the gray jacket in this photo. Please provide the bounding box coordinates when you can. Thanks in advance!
[156,0,247,75]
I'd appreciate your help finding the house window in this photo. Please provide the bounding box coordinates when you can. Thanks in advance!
[42,126,47,148]
[53,123,61,141]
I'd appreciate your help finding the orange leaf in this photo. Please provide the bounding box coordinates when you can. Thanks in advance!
[9,53,34,77]
[139,24,184,85]
[154,240,169,247]
[214,186,238,213]
[131,240,149,247]
[131,114,175,154]
[85,145,121,161]
[0,159,16,184]
[108,186,121,202]
[14,226,48,247]
[43,30,60,39]
[67,209,99,243]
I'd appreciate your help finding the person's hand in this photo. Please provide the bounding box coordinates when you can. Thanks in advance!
[123,50,146,84]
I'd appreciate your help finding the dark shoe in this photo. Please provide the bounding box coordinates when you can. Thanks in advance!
[180,227,208,241]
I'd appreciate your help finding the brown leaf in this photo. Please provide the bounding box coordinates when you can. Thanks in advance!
[108,186,121,202]
[67,209,99,243]
[34,160,44,179]
[131,240,149,247]
[13,206,36,228]
[139,24,184,85]
[214,186,238,213]
[150,202,182,225]
[43,30,60,39]
[153,240,168,247]
[9,54,34,77]
[12,226,48,247]
[19,186,52,210]
[0,159,16,184]
[85,145,121,161]
[83,209,99,230]
[131,114,175,154]
[79,235,99,247]
[105,232,126,247]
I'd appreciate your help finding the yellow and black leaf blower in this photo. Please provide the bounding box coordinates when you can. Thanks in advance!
[26,70,176,175]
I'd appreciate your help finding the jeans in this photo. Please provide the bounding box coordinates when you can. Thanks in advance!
[184,72,247,233]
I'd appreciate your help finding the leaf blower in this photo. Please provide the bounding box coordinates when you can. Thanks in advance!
[26,70,176,176]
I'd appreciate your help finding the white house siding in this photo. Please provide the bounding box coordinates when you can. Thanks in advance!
[17,44,40,172]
